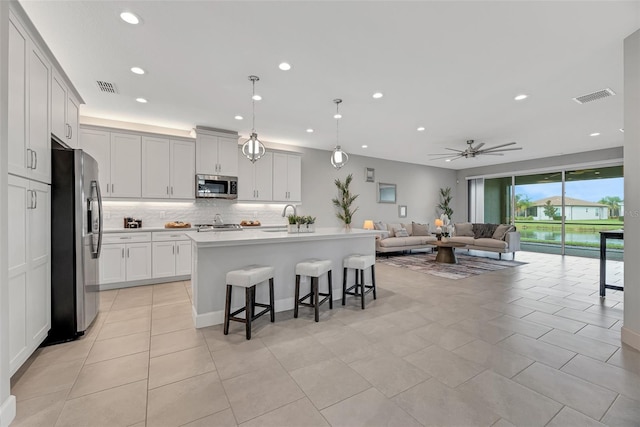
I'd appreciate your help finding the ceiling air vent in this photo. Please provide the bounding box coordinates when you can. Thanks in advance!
[572,88,615,104]
[96,81,118,94]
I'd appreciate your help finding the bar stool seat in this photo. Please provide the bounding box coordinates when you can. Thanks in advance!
[342,254,377,309]
[224,265,275,340]
[295,259,333,322]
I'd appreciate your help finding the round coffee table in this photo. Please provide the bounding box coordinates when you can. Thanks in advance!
[432,240,467,264]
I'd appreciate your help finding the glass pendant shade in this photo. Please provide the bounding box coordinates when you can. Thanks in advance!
[331,145,348,169]
[242,132,266,163]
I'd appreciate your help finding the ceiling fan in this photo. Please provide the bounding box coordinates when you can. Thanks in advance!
[429,139,522,161]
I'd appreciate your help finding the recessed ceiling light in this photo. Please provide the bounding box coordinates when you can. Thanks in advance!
[417,127,425,131]
[334,114,342,119]
[372,92,383,99]
[619,128,625,133]
[234,115,243,120]
[278,62,291,71]
[306,128,314,133]
[590,132,600,137]
[514,94,528,101]
[120,12,140,25]
[130,67,145,75]
[445,159,451,162]
[362,145,368,148]
[252,94,262,101]
[135,97,147,103]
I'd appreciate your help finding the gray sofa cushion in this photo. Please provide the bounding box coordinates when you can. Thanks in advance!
[387,223,402,237]
[401,223,413,236]
[374,221,387,232]
[449,236,475,245]
[412,222,430,236]
[455,222,474,237]
[394,227,410,237]
[493,224,516,240]
[474,238,509,250]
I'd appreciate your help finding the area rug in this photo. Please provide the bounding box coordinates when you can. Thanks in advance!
[377,252,526,280]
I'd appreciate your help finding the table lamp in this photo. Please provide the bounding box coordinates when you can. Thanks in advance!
[434,218,443,240]
[363,220,374,230]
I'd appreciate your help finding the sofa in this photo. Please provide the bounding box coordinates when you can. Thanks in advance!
[374,221,437,254]
[448,222,521,259]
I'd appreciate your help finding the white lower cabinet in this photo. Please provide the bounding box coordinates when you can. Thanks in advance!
[99,233,152,285]
[99,231,191,288]
[152,233,192,278]
[7,175,51,376]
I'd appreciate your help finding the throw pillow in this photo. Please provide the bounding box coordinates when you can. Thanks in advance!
[393,227,409,238]
[412,222,430,236]
[454,222,474,237]
[374,221,387,231]
[493,224,516,240]
[401,223,413,236]
[387,223,402,237]
[473,223,499,239]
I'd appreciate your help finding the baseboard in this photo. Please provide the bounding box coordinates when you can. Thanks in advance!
[99,275,190,291]
[0,395,16,427]
[622,326,640,351]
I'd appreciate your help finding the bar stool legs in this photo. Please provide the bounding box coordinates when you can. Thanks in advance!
[294,259,333,322]
[342,255,377,309]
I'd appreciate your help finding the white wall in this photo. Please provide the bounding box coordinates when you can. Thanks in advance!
[0,1,16,425]
[623,29,640,351]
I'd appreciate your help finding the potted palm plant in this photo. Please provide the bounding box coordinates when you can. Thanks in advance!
[332,174,359,229]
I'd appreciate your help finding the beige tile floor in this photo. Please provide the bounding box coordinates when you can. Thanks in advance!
[9,251,639,427]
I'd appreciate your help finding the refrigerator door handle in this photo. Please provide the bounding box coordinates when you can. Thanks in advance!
[89,181,104,259]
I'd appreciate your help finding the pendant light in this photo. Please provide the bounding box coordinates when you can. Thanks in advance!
[241,75,266,163]
[331,98,349,169]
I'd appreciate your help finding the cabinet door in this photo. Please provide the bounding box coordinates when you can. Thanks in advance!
[272,153,288,201]
[28,45,51,184]
[51,71,67,142]
[111,133,142,198]
[7,176,28,371]
[152,242,176,278]
[171,140,195,199]
[27,181,50,343]
[8,16,28,177]
[175,241,192,276]
[195,134,218,175]
[99,244,126,284]
[286,155,302,202]
[126,243,152,281]
[66,94,80,149]
[254,151,273,201]
[80,129,111,196]
[236,150,256,200]
[142,136,171,198]
[217,137,239,177]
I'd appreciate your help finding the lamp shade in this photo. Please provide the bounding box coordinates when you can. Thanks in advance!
[435,218,444,227]
[363,220,374,230]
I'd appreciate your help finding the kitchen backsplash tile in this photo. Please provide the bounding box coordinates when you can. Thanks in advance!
[102,199,290,229]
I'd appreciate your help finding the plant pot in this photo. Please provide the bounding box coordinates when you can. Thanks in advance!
[287,224,299,233]
[304,224,315,233]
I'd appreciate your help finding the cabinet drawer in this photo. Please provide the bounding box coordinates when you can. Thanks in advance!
[152,231,191,242]
[103,232,151,244]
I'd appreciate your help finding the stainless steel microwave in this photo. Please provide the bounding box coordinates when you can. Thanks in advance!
[196,174,238,199]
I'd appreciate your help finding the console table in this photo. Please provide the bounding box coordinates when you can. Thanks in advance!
[599,229,624,297]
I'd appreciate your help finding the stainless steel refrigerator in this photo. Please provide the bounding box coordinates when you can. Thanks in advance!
[46,147,102,344]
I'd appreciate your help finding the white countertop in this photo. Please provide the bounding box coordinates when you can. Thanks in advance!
[188,227,379,247]
[103,227,197,233]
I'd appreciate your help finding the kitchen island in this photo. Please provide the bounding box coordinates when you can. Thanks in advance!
[188,227,379,328]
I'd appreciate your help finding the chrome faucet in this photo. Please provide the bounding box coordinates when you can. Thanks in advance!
[213,213,224,225]
[282,204,297,218]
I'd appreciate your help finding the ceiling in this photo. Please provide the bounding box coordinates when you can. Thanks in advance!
[19,1,640,170]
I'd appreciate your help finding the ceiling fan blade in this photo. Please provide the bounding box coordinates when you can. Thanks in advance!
[480,147,522,153]
[481,142,517,151]
[447,155,464,161]
[430,155,460,160]
[479,153,504,156]
[445,147,464,153]
[428,153,458,157]
[473,142,485,151]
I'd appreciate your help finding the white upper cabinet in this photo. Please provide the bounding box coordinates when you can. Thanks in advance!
[142,137,195,199]
[110,133,142,198]
[79,128,111,196]
[237,150,273,201]
[51,69,80,148]
[273,153,302,202]
[195,130,239,177]
[8,12,51,184]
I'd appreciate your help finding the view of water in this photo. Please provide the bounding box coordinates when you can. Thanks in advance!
[519,229,624,247]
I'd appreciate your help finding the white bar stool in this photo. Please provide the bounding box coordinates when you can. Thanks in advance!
[342,254,377,309]
[294,259,333,322]
[224,265,275,340]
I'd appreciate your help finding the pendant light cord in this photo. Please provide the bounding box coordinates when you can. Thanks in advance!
[251,79,256,134]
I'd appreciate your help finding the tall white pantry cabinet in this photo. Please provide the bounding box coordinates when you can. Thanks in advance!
[6,4,82,375]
